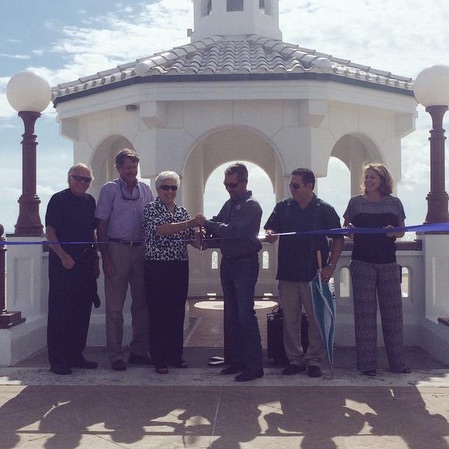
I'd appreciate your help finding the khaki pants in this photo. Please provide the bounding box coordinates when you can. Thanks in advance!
[105,243,149,362]
[278,280,326,367]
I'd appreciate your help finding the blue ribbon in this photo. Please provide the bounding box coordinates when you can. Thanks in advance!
[1,222,448,246]
[266,221,449,237]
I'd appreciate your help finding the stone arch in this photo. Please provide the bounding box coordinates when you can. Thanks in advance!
[182,125,281,296]
[181,125,284,215]
[331,133,383,197]
[89,135,134,198]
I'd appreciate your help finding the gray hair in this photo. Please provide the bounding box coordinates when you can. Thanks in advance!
[155,171,181,188]
[67,163,93,183]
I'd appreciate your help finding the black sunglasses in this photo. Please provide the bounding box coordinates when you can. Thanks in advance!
[120,183,140,201]
[289,182,304,190]
[71,175,92,183]
[159,185,178,191]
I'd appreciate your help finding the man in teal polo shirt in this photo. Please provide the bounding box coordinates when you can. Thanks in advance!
[264,168,344,377]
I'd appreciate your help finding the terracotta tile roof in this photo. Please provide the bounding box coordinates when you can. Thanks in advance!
[52,35,414,102]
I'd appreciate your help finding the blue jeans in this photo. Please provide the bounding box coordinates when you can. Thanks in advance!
[220,255,263,370]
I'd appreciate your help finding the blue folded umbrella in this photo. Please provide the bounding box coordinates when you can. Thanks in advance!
[309,250,336,375]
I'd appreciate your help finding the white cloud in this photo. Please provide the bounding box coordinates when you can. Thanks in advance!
[0,54,30,60]
[280,0,449,77]
[43,2,192,85]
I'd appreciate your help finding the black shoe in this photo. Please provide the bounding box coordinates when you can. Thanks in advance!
[282,364,306,375]
[363,369,377,377]
[111,359,127,371]
[128,353,153,365]
[221,364,245,375]
[51,364,72,375]
[234,368,264,382]
[71,357,98,369]
[307,365,322,378]
[155,362,169,374]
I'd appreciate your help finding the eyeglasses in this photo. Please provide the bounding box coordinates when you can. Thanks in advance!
[289,182,305,190]
[71,175,92,183]
[159,185,178,191]
[224,181,240,189]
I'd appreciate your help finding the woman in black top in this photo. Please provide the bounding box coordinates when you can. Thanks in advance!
[344,163,410,376]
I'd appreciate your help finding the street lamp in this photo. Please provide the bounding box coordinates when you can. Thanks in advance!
[413,65,449,224]
[6,71,51,236]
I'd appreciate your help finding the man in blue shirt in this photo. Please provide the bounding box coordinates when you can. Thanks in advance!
[96,149,153,371]
[197,163,264,382]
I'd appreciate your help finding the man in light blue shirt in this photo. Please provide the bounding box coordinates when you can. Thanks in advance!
[96,148,153,371]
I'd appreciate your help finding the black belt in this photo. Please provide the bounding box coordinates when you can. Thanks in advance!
[108,238,143,247]
[223,252,257,261]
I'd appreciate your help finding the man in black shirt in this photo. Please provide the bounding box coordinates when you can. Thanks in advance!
[265,168,343,377]
[45,163,99,375]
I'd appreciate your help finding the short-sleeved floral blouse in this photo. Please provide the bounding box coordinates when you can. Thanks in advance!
[142,196,195,261]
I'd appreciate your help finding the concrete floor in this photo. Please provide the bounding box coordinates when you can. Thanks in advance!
[1,299,449,449]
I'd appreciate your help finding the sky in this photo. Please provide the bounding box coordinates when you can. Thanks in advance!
[1,0,449,235]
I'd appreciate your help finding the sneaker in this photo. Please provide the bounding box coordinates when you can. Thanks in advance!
[282,364,306,375]
[234,368,264,382]
[307,365,322,378]
[111,359,127,371]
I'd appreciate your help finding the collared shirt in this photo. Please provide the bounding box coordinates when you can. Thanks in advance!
[205,190,262,257]
[264,195,342,282]
[142,197,194,261]
[95,177,153,241]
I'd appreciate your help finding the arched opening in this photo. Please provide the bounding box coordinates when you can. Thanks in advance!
[204,160,276,226]
[316,156,351,220]
[90,135,134,199]
[203,159,276,270]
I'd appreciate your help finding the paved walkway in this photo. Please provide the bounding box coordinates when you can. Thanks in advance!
[1,347,449,449]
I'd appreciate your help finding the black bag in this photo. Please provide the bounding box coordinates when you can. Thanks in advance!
[267,305,309,365]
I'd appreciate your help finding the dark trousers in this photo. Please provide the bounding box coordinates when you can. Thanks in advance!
[350,259,407,372]
[47,252,94,367]
[145,260,189,364]
[220,255,263,370]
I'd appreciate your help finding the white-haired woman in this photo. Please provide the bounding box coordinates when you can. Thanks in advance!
[142,171,200,374]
